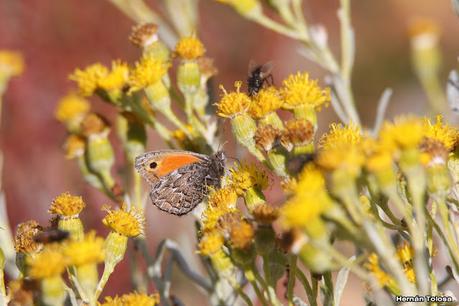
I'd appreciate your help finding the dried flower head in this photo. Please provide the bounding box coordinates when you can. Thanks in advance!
[100,292,160,306]
[14,220,43,253]
[230,220,254,249]
[129,23,159,48]
[228,163,269,195]
[175,36,206,60]
[423,116,457,152]
[252,204,279,224]
[62,231,104,266]
[54,93,90,124]
[0,50,24,77]
[27,246,67,279]
[254,124,281,151]
[49,192,86,217]
[280,119,314,151]
[102,204,145,237]
[129,56,169,93]
[64,134,85,159]
[216,81,251,118]
[81,113,109,136]
[249,86,283,119]
[281,72,330,110]
[7,279,34,306]
[197,57,218,79]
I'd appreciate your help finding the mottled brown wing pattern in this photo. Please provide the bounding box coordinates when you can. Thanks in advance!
[150,161,213,216]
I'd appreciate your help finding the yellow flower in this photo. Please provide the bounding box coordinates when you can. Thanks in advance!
[98,60,129,92]
[252,204,279,224]
[379,116,424,152]
[216,81,251,118]
[249,87,283,119]
[128,56,169,93]
[230,220,254,249]
[175,36,206,60]
[70,63,109,97]
[198,231,224,256]
[202,188,238,231]
[14,220,43,253]
[62,231,105,266]
[319,123,362,150]
[100,292,160,306]
[281,72,330,110]
[217,0,260,16]
[366,150,393,173]
[102,204,145,237]
[49,192,86,217]
[0,50,24,77]
[64,134,85,159]
[396,242,414,266]
[228,163,269,195]
[423,116,457,151]
[27,246,67,279]
[55,93,90,124]
[280,165,332,233]
[365,253,396,289]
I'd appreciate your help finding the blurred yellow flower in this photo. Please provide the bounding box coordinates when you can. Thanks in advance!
[0,50,24,77]
[102,204,145,237]
[100,292,160,306]
[198,231,224,256]
[98,60,129,92]
[379,116,424,152]
[216,81,251,118]
[49,192,86,217]
[423,116,457,151]
[281,72,330,110]
[63,231,104,266]
[55,93,90,123]
[27,246,67,279]
[230,220,254,249]
[175,36,206,60]
[129,56,169,93]
[365,253,397,289]
[249,86,283,119]
[64,134,85,159]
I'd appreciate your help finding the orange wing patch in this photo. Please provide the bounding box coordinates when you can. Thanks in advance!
[156,154,202,177]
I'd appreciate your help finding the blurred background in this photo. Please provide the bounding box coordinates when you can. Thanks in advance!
[0,0,459,303]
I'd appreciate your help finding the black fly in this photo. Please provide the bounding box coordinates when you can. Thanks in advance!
[34,228,70,244]
[247,60,274,96]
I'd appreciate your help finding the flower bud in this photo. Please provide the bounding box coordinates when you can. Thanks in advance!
[231,113,264,160]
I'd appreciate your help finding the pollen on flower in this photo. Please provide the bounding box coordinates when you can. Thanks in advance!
[175,36,206,60]
[14,220,43,253]
[128,56,169,93]
[129,23,159,48]
[55,93,90,123]
[249,87,283,119]
[228,163,269,195]
[102,204,145,237]
[98,60,129,92]
[64,134,85,159]
[100,292,160,306]
[281,72,331,110]
[319,122,362,150]
[62,231,104,266]
[69,63,109,97]
[27,246,67,279]
[0,50,24,77]
[198,231,224,256]
[216,81,251,118]
[49,192,86,217]
[230,220,254,249]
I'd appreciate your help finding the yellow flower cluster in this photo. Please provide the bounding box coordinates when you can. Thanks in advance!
[0,50,24,78]
[128,56,169,93]
[62,231,105,266]
[27,246,67,279]
[216,81,251,118]
[228,163,269,195]
[102,205,145,237]
[55,93,90,124]
[49,192,86,217]
[100,292,160,306]
[175,36,206,60]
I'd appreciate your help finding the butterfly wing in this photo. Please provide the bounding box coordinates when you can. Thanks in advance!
[150,162,209,216]
[135,150,207,185]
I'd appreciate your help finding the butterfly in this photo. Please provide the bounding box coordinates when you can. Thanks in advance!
[135,150,226,216]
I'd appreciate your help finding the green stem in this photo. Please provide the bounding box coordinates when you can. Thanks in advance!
[287,255,297,303]
[295,269,317,306]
